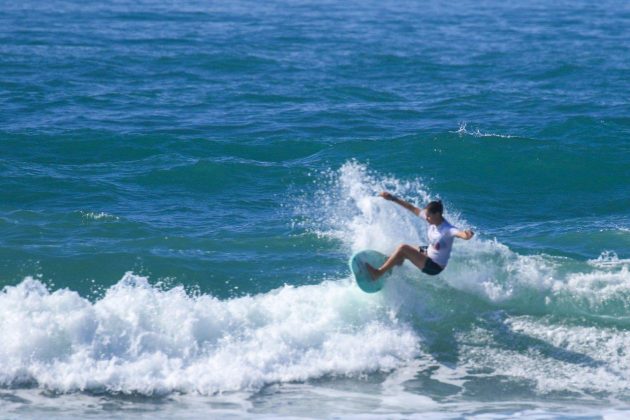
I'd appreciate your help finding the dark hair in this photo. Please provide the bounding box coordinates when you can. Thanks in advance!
[425,200,443,215]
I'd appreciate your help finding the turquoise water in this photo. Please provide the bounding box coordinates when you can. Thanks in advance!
[1,0,630,418]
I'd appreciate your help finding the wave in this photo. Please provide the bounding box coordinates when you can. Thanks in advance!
[0,274,418,395]
[2,161,629,398]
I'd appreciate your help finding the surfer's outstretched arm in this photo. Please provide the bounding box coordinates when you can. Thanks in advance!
[379,192,421,216]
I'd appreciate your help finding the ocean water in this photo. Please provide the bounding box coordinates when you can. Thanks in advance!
[1,0,630,418]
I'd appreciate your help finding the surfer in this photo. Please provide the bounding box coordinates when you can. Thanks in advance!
[366,192,474,280]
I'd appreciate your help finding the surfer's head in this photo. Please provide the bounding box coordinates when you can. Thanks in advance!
[425,200,443,215]
[424,200,444,225]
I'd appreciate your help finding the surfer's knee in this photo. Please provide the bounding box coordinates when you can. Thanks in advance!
[397,244,414,254]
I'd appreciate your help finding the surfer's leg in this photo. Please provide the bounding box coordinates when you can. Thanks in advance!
[403,245,429,271]
[367,244,427,280]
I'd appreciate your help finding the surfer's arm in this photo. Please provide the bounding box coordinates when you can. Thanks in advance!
[379,192,421,216]
[454,229,474,240]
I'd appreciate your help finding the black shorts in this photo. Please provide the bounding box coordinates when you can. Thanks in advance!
[418,246,444,276]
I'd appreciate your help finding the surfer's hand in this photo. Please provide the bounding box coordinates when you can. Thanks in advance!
[379,191,394,201]
[456,229,474,240]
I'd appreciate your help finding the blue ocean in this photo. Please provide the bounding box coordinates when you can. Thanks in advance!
[1,0,630,418]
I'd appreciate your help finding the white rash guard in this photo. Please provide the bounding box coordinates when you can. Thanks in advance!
[420,210,460,268]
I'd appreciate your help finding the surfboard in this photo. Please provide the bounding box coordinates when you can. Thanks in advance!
[349,250,392,293]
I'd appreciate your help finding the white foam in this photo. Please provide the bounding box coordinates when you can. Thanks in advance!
[0,274,420,395]
[588,251,630,268]
[547,267,630,320]
[79,211,119,222]
[481,316,630,395]
[452,122,515,139]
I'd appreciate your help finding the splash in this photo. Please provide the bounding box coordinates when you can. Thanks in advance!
[298,161,630,320]
[296,161,433,253]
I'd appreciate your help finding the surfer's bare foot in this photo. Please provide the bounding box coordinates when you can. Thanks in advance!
[365,263,382,281]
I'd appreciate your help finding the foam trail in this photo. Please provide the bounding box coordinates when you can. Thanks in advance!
[0,274,419,395]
